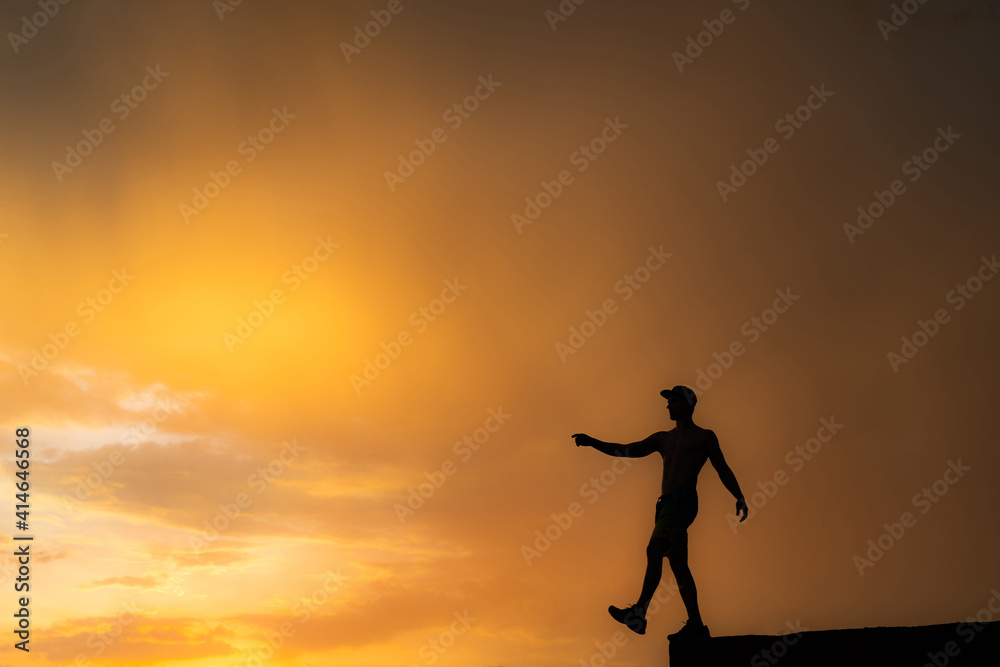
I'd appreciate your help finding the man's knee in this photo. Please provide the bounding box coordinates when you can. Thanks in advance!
[646,539,668,559]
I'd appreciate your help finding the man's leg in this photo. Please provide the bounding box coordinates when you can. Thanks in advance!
[636,539,667,616]
[667,544,702,626]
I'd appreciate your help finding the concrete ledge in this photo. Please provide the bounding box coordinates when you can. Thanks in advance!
[669,620,1000,667]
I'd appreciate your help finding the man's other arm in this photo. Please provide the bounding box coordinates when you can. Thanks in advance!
[707,431,745,500]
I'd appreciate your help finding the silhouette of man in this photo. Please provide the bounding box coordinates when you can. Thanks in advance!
[573,386,748,639]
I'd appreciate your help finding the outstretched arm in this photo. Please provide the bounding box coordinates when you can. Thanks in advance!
[707,431,749,521]
[572,432,660,458]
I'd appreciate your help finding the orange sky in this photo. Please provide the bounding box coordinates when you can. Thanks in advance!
[2,1,1000,666]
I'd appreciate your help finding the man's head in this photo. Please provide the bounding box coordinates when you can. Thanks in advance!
[660,385,697,421]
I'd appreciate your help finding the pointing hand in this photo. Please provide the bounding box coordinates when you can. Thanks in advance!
[572,433,592,448]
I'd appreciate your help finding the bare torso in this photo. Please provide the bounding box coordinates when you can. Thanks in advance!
[656,426,714,496]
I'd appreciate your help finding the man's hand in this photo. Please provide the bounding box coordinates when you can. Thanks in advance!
[572,433,594,448]
[735,496,748,522]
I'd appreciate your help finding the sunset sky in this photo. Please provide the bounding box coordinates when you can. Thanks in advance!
[1,1,999,665]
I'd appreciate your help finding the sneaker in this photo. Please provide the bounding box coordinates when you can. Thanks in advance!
[667,620,710,640]
[608,604,647,635]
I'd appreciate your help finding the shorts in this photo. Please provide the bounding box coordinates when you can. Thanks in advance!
[649,487,698,554]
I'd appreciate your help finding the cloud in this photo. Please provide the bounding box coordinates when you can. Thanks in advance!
[37,615,239,662]
[78,574,167,590]
[145,542,256,570]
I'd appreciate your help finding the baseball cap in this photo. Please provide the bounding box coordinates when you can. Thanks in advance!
[660,385,697,407]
